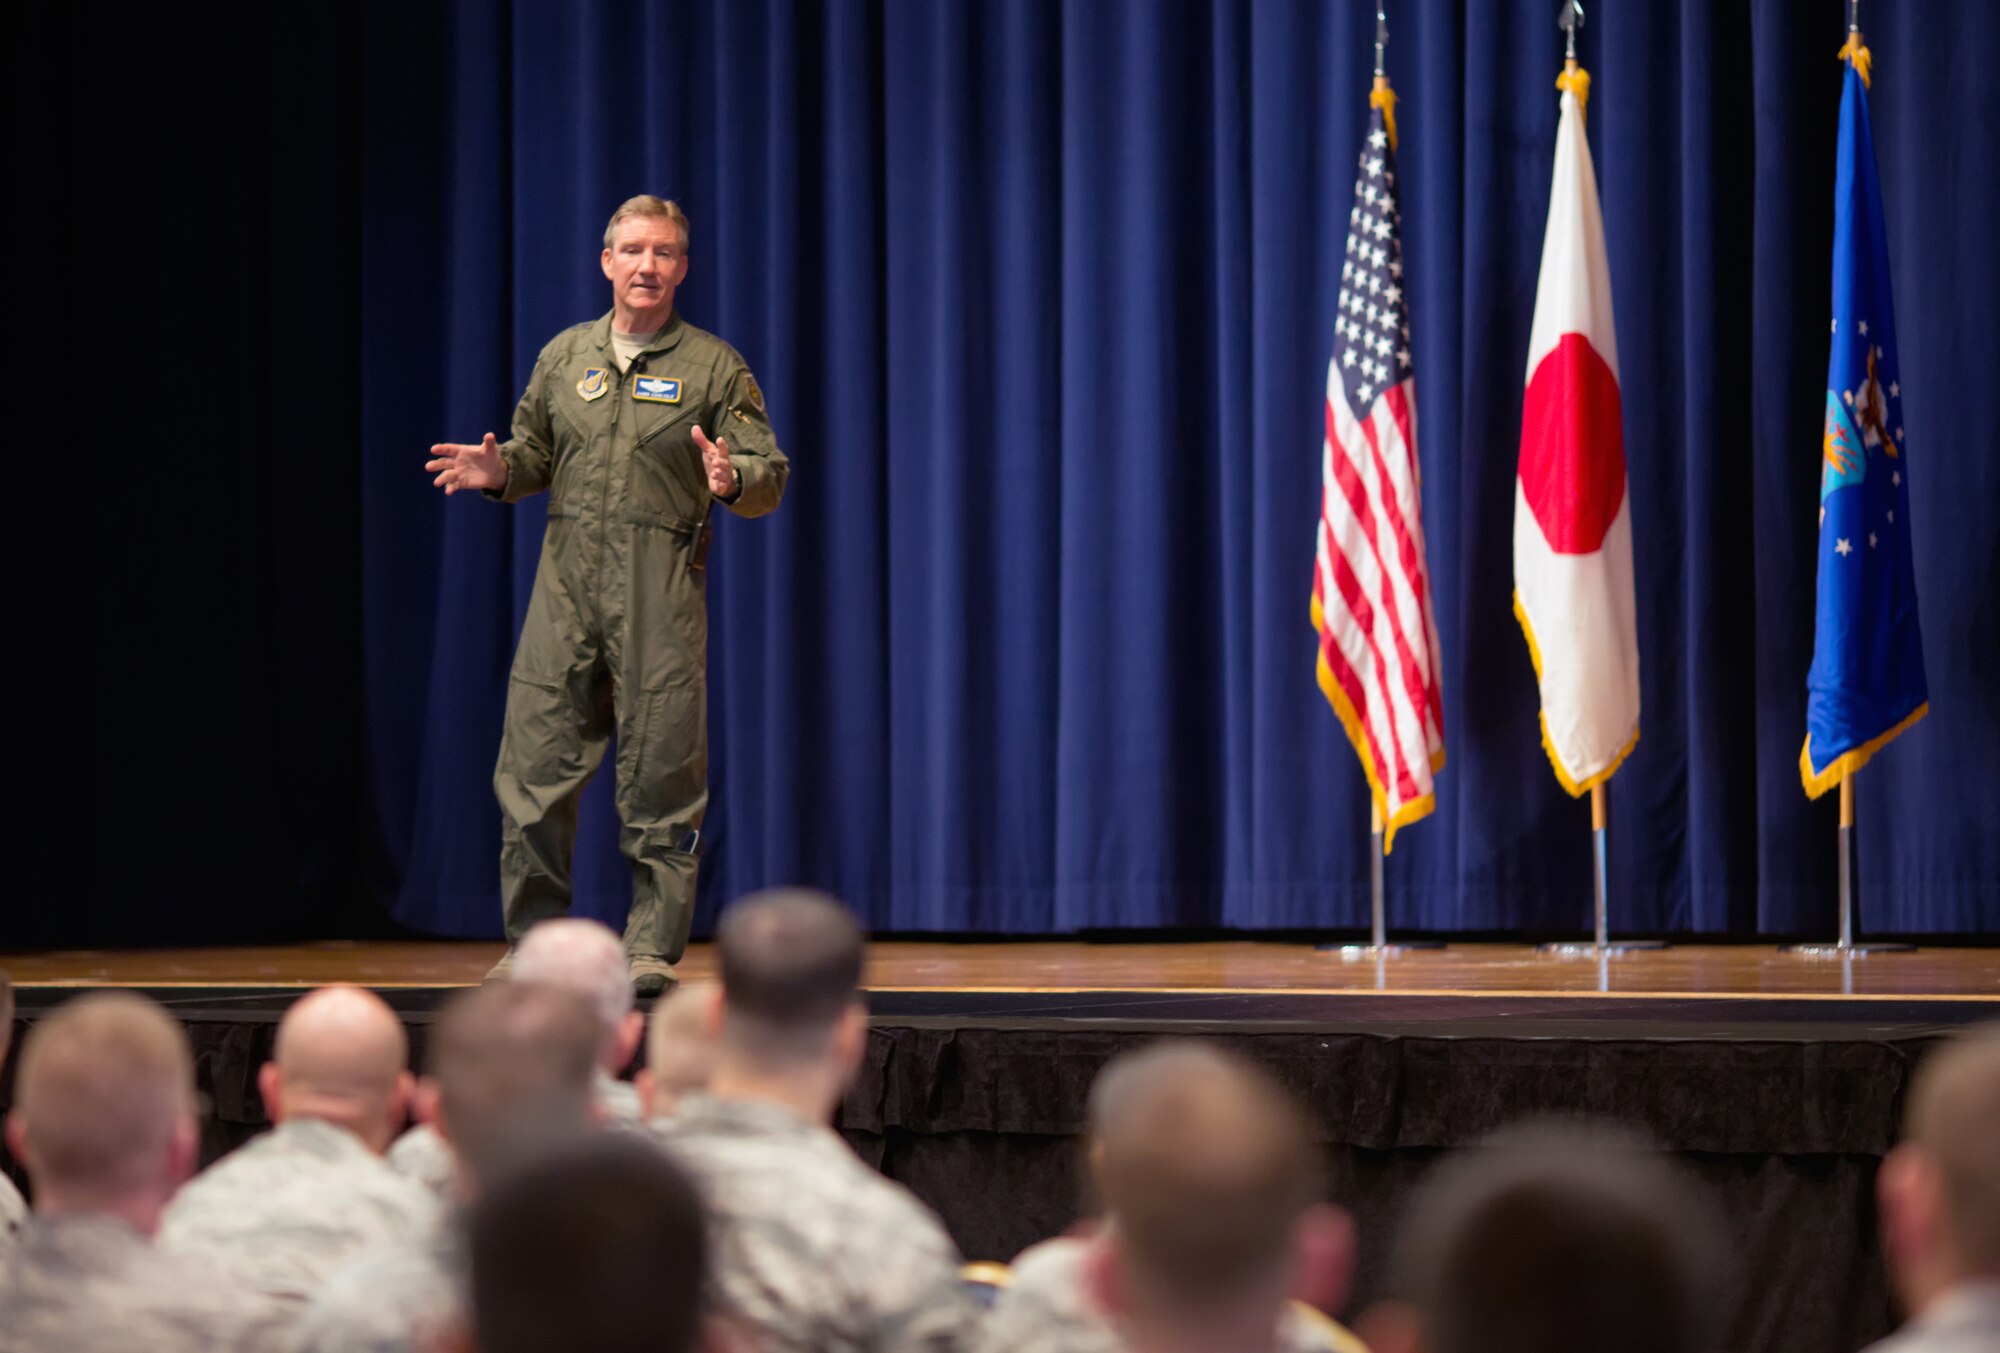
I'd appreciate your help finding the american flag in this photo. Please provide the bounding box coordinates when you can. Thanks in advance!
[1311,95,1445,851]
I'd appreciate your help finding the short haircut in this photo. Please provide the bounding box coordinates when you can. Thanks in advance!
[716,890,864,1038]
[512,918,634,1041]
[1092,1041,1320,1301]
[470,1135,708,1353]
[14,992,194,1195]
[646,981,721,1104]
[1903,1023,2000,1270]
[603,194,690,251]
[1391,1120,1721,1353]
[432,983,599,1181]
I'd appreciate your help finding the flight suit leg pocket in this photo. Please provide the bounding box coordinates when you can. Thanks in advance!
[614,675,707,826]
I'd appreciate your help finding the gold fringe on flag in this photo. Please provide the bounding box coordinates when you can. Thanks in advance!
[1370,77,1399,152]
[1555,62,1592,119]
[1837,32,1873,88]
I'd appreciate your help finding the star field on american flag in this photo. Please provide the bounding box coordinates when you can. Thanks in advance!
[1335,109,1412,412]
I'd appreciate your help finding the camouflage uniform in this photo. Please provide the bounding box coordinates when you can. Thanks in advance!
[0,1212,291,1353]
[655,1093,979,1353]
[387,1069,642,1201]
[285,1213,465,1353]
[980,1235,1339,1353]
[158,1117,440,1304]
[0,1171,26,1266]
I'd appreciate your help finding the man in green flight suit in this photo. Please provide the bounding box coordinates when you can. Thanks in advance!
[426,195,788,996]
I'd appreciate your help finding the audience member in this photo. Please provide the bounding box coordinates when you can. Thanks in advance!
[0,969,27,1263]
[1356,1120,1721,1353]
[391,918,647,1198]
[983,1041,1354,1353]
[468,1134,709,1353]
[1865,1023,2000,1353]
[637,980,721,1120]
[656,889,979,1353]
[288,981,601,1353]
[158,984,436,1304]
[0,992,288,1352]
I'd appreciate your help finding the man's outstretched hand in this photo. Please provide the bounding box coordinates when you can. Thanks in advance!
[427,433,509,496]
[693,425,739,499]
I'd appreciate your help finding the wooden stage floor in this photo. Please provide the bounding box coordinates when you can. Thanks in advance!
[4,939,1996,1001]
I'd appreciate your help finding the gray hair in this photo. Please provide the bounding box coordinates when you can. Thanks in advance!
[603,194,690,251]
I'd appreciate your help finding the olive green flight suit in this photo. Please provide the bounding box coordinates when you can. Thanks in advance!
[486,310,787,961]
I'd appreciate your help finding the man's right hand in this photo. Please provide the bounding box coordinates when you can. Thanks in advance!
[426,433,510,496]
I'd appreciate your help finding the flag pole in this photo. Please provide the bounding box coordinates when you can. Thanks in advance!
[1780,0,1914,961]
[1327,796,1442,959]
[1540,776,1663,958]
[1783,769,1914,957]
[1313,0,1444,963]
[1372,799,1387,949]
[1591,783,1609,950]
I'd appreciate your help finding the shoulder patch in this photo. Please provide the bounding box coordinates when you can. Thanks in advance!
[742,374,765,414]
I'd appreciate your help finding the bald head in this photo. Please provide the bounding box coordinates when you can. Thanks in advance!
[432,982,601,1193]
[641,982,721,1118]
[7,992,197,1210]
[513,920,638,1072]
[1092,1042,1322,1308]
[264,985,412,1153]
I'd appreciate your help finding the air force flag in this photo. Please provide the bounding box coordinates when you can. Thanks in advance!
[1801,53,1927,798]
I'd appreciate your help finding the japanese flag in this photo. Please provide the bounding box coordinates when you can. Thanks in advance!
[1512,77,1639,795]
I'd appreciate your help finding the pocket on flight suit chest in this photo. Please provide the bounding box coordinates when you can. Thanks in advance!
[627,402,705,517]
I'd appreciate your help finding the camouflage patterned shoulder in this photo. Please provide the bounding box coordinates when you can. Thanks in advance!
[0,1171,26,1265]
[288,1227,464,1353]
[1,1215,292,1353]
[386,1123,458,1202]
[980,1239,1118,1353]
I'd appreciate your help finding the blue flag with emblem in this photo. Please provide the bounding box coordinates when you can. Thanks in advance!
[1801,45,1927,799]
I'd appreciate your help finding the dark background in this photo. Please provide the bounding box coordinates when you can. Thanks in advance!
[54,0,2000,950]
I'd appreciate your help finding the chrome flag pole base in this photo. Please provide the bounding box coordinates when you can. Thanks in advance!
[1317,941,1445,959]
[1780,941,1915,958]
[1536,940,1668,959]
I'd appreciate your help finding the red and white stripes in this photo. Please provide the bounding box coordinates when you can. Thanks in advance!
[1313,371,1446,849]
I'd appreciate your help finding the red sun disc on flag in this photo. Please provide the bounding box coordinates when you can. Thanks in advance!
[1519,333,1626,554]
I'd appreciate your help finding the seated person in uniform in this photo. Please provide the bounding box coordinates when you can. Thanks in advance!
[637,980,722,1121]
[391,917,646,1197]
[468,1135,710,1353]
[1865,1022,2000,1353]
[1356,1120,1721,1353]
[982,1041,1357,1353]
[160,984,437,1306]
[289,981,602,1353]
[655,888,980,1353]
[1,991,290,1353]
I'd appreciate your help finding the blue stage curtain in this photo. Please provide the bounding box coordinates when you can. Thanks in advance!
[357,0,1999,940]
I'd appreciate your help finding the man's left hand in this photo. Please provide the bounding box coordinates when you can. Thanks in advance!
[692,425,739,499]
